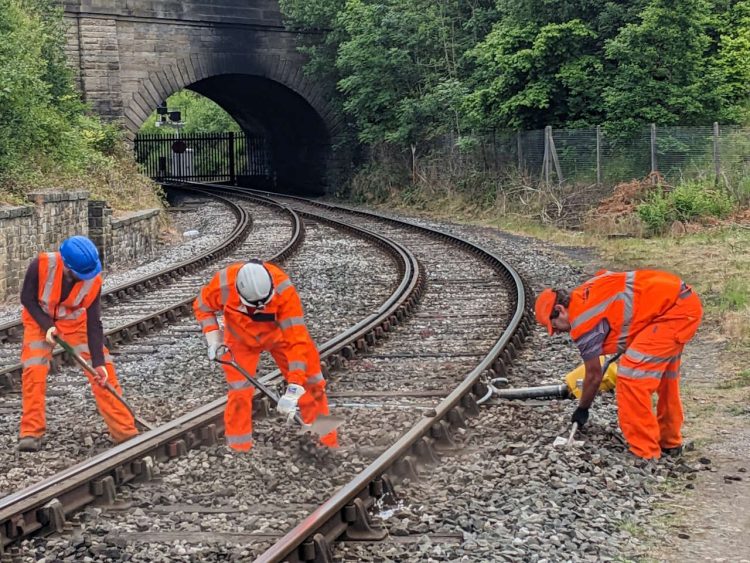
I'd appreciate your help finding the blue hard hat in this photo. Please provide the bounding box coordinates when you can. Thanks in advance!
[59,236,102,280]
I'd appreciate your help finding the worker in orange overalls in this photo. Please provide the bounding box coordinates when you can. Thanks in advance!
[193,259,337,452]
[18,236,139,452]
[535,269,703,459]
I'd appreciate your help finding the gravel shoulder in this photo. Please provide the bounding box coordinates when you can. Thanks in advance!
[346,207,749,562]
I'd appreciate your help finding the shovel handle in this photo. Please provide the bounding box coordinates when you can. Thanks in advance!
[54,336,154,432]
[566,422,579,447]
[213,345,305,426]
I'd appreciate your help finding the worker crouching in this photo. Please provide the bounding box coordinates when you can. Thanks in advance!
[18,236,139,451]
[535,269,703,459]
[193,260,337,451]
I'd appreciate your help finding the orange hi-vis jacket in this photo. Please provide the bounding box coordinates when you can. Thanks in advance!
[193,262,316,387]
[569,270,690,355]
[21,252,102,327]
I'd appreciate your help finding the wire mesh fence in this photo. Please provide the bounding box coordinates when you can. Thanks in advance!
[433,123,749,189]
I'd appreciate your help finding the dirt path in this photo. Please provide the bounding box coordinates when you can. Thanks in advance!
[650,332,750,562]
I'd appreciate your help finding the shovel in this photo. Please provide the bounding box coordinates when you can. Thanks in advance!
[213,345,343,437]
[54,335,155,431]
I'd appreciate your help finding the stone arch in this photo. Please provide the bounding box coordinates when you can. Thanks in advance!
[124,53,348,194]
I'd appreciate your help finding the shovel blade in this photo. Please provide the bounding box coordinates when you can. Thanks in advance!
[552,436,568,448]
[299,415,344,437]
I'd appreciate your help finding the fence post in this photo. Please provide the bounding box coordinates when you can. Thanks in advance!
[543,126,551,188]
[516,131,523,173]
[596,125,602,187]
[228,132,236,185]
[713,122,721,185]
[650,123,657,183]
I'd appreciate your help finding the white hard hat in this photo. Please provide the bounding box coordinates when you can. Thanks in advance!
[236,262,274,307]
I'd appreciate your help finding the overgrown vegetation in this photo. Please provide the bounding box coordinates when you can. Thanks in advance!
[0,0,162,211]
[280,0,749,235]
[280,0,750,142]
[637,181,735,233]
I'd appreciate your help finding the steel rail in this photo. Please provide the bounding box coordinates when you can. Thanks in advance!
[0,200,422,553]
[185,184,533,563]
[0,186,242,345]
[0,188,304,393]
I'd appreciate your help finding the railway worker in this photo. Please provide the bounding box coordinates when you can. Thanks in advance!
[534,269,702,459]
[18,236,139,452]
[193,259,337,452]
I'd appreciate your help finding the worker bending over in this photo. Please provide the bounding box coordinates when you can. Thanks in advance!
[193,260,337,451]
[535,269,702,459]
[19,236,138,451]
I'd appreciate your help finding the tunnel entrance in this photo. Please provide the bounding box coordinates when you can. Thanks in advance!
[134,74,332,195]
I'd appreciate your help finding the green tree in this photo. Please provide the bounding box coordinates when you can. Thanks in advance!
[139,90,242,135]
[603,0,716,133]
[464,0,647,130]
[709,0,750,123]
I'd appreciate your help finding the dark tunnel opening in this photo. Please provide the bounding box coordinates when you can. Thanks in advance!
[187,74,331,195]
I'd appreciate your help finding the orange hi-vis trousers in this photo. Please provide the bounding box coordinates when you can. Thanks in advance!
[616,291,703,459]
[20,320,138,443]
[219,339,338,452]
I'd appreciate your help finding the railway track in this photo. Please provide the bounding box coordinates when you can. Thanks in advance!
[0,187,409,556]
[0,185,531,562]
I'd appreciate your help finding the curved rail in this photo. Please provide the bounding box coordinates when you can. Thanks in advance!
[0,187,304,393]
[183,183,533,563]
[0,200,422,553]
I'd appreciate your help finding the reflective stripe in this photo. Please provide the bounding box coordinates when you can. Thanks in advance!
[570,271,636,354]
[226,323,244,342]
[278,316,305,330]
[571,294,620,330]
[275,279,293,295]
[73,344,90,355]
[58,307,85,321]
[617,271,636,353]
[227,379,254,390]
[72,279,96,307]
[624,349,681,365]
[23,357,49,368]
[219,268,230,306]
[41,253,59,315]
[105,353,113,364]
[288,360,307,372]
[200,317,219,330]
[618,365,664,379]
[28,340,50,351]
[196,294,214,313]
[306,372,324,385]
[226,433,253,445]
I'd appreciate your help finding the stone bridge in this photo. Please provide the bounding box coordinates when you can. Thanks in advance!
[63,0,347,193]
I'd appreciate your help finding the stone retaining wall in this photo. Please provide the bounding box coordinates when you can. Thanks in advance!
[0,191,162,301]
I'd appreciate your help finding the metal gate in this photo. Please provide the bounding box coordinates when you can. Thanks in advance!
[134,132,271,184]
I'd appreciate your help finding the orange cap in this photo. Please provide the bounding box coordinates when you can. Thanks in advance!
[534,288,556,335]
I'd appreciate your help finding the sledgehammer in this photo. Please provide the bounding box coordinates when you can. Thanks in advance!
[54,336,155,431]
[213,345,343,437]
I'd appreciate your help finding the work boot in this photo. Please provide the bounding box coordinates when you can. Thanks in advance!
[17,436,42,452]
[662,445,683,458]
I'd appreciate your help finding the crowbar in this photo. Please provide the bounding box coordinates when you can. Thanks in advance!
[54,335,155,431]
[213,345,343,437]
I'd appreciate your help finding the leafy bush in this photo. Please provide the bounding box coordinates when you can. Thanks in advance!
[0,0,162,211]
[637,181,735,233]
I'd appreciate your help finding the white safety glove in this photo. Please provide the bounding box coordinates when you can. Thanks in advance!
[93,365,109,387]
[206,330,224,361]
[277,384,305,419]
[45,326,59,345]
